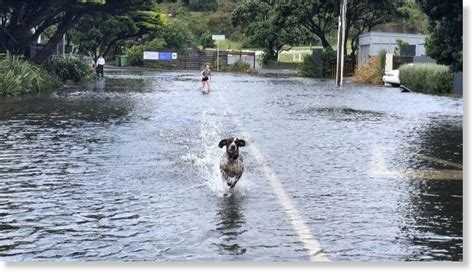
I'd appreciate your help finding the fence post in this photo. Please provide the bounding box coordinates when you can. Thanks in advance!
[199,51,201,69]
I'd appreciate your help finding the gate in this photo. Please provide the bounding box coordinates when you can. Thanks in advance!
[176,49,255,70]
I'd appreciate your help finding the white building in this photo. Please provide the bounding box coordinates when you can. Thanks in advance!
[358,32,426,64]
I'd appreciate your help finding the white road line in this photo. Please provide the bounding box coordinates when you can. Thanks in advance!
[217,93,329,261]
[246,140,329,261]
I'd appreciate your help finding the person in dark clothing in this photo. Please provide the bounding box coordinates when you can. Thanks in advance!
[201,64,211,93]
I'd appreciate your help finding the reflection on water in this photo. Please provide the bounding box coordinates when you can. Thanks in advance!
[215,195,247,256]
[0,70,463,261]
[401,118,463,260]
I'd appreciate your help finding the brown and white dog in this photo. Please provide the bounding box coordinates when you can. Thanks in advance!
[218,137,246,189]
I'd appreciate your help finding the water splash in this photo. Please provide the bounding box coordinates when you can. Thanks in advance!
[180,108,230,196]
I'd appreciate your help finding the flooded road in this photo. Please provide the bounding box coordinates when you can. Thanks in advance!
[0,69,463,261]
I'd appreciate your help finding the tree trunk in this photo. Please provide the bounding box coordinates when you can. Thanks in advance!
[32,13,81,64]
[320,35,332,50]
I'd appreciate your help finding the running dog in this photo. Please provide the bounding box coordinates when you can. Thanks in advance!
[218,137,246,189]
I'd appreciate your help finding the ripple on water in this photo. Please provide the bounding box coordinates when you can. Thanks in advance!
[0,71,463,261]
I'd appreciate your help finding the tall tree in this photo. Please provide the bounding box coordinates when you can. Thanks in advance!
[70,6,165,58]
[273,0,337,49]
[345,0,402,59]
[231,0,313,61]
[0,0,161,63]
[417,0,462,71]
[274,0,401,58]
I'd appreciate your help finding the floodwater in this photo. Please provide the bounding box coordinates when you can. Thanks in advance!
[0,68,463,261]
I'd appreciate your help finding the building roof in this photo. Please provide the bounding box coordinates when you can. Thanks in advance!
[359,31,426,39]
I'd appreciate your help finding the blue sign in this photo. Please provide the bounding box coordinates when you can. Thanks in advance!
[158,51,172,61]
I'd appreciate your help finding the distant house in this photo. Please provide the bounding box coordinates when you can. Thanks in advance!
[358,32,427,64]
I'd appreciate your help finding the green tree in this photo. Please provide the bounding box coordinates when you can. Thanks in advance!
[397,0,428,33]
[0,0,161,63]
[417,0,462,71]
[162,20,194,51]
[345,0,402,59]
[199,32,215,49]
[274,0,401,59]
[273,0,338,49]
[231,0,312,62]
[184,0,218,12]
[70,6,165,58]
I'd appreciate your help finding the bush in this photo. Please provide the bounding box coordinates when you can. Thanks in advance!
[211,60,256,74]
[126,38,167,67]
[0,54,60,96]
[43,55,93,82]
[353,56,383,85]
[378,49,387,74]
[321,48,336,77]
[126,44,145,66]
[298,55,320,77]
[228,60,254,73]
[297,48,336,78]
[187,0,218,12]
[213,59,225,70]
[399,63,453,94]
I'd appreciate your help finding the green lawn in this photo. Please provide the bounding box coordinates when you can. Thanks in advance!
[278,50,312,63]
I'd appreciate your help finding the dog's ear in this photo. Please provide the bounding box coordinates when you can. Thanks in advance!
[218,139,227,148]
[237,139,246,147]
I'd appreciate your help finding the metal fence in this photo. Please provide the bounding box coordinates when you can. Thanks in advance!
[176,49,256,70]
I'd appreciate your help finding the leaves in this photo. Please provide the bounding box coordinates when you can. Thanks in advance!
[70,2,165,57]
[418,0,462,71]
[42,55,93,82]
[0,53,60,96]
[231,0,313,61]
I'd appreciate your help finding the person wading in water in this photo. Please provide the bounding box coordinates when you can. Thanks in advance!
[201,64,211,93]
[95,54,105,78]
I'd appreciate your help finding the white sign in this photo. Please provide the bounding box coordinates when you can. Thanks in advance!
[172,52,177,59]
[212,34,225,40]
[143,51,159,60]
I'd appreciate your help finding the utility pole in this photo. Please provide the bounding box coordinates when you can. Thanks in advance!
[336,0,347,86]
[217,40,220,71]
[212,35,225,71]
[62,34,66,56]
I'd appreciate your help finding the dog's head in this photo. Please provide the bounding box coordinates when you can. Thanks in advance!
[218,137,246,160]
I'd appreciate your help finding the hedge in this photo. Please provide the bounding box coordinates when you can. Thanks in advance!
[399,63,453,94]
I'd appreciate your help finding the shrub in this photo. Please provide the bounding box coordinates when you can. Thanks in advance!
[43,55,93,82]
[126,38,166,67]
[378,49,387,74]
[126,44,145,66]
[297,48,336,78]
[211,60,256,74]
[187,0,218,12]
[399,63,453,94]
[213,59,225,70]
[298,55,320,77]
[353,56,383,85]
[228,60,254,73]
[321,48,336,77]
[0,54,60,96]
